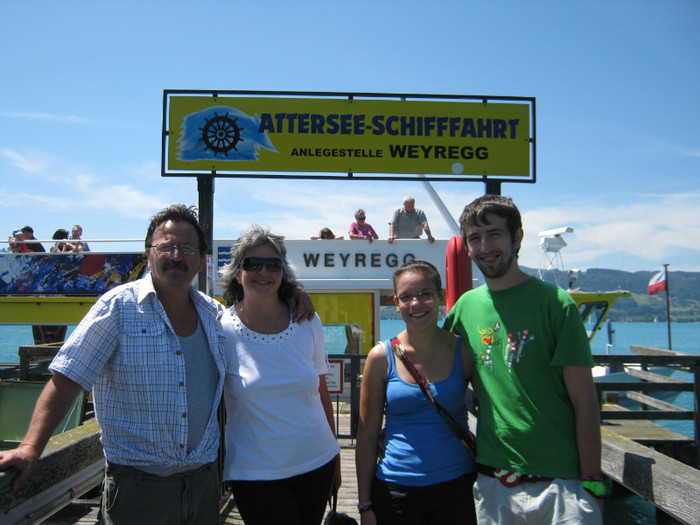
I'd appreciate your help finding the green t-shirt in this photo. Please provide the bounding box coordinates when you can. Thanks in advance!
[443,277,593,479]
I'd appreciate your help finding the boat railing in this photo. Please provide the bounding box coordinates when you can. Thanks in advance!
[1,238,144,245]
[593,347,698,428]
[0,419,104,525]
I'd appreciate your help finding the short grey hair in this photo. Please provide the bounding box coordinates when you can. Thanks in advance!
[354,208,366,219]
[218,224,299,306]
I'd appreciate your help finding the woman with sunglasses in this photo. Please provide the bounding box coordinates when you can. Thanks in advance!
[348,208,379,243]
[356,260,477,525]
[218,225,341,525]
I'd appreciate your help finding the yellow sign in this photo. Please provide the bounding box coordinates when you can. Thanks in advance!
[167,95,532,177]
[310,292,375,354]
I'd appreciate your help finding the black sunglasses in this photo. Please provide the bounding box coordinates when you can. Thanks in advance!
[239,256,284,273]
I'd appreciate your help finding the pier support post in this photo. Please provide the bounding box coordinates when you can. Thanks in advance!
[197,175,215,294]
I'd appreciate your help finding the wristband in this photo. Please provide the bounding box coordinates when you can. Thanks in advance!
[581,480,607,498]
[580,473,603,481]
[357,501,373,513]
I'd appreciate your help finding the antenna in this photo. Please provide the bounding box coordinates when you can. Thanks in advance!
[537,226,574,286]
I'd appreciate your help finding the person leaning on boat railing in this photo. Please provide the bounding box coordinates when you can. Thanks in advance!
[387,196,435,244]
[70,224,90,252]
[442,194,604,524]
[311,227,344,240]
[8,225,46,253]
[348,208,379,243]
[50,228,77,253]
[0,204,315,525]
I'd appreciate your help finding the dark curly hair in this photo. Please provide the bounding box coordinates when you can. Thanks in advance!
[144,204,207,255]
[459,195,522,255]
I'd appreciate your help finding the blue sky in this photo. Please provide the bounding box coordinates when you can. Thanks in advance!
[1,1,698,273]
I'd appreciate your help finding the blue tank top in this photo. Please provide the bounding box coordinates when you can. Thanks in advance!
[377,337,476,486]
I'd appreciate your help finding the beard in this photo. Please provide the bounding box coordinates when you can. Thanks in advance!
[475,249,516,280]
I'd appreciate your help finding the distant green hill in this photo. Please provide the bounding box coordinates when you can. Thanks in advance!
[522,268,700,322]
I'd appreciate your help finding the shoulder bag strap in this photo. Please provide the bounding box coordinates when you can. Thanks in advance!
[390,337,476,458]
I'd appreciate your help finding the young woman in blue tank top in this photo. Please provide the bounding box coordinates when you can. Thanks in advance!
[356,261,477,525]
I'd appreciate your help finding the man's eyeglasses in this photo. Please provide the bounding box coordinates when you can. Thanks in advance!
[239,256,284,273]
[396,291,437,305]
[149,243,197,256]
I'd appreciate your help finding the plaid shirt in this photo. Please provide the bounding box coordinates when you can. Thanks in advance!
[50,274,226,469]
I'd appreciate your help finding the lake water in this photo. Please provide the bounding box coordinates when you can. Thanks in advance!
[4,320,697,363]
[3,320,696,437]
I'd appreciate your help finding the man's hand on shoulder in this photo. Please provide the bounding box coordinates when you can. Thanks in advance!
[291,288,316,322]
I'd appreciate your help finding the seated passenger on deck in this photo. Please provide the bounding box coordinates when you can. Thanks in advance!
[50,229,77,253]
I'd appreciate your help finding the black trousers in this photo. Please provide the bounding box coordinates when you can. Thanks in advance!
[371,472,477,525]
[229,456,337,525]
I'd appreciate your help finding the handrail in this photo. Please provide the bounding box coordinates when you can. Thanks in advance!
[601,427,700,524]
[1,239,143,244]
[593,348,699,470]
[0,419,104,525]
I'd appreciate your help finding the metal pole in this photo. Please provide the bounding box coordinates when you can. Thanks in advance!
[664,263,672,350]
[197,175,215,294]
[485,179,501,195]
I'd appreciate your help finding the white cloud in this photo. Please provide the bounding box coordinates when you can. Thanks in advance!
[1,148,52,174]
[2,112,95,125]
[635,135,700,158]
[88,184,167,220]
[517,191,700,272]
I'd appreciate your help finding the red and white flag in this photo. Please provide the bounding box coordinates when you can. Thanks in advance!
[647,270,667,295]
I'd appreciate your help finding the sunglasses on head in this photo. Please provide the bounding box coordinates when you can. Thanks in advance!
[239,256,284,273]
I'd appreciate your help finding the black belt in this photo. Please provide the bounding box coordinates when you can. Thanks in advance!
[477,464,554,484]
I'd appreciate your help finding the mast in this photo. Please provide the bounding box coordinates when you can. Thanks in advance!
[664,263,672,350]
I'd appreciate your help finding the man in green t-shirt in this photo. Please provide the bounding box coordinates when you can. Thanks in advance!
[443,195,603,524]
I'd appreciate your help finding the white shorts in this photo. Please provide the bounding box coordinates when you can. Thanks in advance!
[473,473,602,525]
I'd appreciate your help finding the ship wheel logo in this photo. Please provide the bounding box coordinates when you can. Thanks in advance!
[199,112,244,156]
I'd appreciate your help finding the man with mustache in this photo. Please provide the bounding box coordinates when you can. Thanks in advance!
[0,204,312,525]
